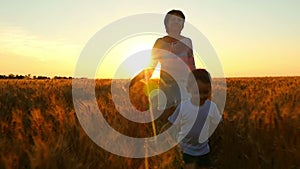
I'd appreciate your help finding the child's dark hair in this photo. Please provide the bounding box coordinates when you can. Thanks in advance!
[188,69,212,102]
[188,69,212,86]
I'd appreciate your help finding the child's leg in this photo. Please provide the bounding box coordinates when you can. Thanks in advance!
[184,162,197,169]
[183,153,212,169]
[195,153,211,169]
[182,153,197,169]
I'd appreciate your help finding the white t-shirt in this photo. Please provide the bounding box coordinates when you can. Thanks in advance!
[168,99,222,156]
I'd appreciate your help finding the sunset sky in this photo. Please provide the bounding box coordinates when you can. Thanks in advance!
[0,1,299,78]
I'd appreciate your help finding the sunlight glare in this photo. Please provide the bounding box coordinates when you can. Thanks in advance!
[96,34,161,79]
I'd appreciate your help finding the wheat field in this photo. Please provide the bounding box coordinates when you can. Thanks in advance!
[0,77,299,169]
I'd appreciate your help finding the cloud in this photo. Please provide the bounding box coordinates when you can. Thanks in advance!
[0,24,82,76]
[0,25,81,59]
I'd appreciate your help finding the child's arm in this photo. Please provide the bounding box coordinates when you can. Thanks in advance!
[209,103,222,135]
[160,121,173,133]
[159,104,182,136]
[160,104,181,133]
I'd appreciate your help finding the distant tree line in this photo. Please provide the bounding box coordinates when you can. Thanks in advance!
[0,74,73,79]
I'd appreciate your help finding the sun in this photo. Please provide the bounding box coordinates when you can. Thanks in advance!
[96,33,162,79]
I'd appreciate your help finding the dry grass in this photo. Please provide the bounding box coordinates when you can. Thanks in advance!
[0,77,299,169]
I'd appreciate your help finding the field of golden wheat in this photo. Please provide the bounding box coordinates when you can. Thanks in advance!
[0,77,299,169]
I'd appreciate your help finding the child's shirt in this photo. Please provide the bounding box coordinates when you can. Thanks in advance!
[168,99,221,156]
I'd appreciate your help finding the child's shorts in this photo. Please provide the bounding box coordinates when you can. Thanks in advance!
[182,153,211,167]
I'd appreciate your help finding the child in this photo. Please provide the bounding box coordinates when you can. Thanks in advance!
[162,69,222,169]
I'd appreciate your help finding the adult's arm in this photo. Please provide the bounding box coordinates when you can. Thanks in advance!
[129,38,161,87]
[187,38,196,70]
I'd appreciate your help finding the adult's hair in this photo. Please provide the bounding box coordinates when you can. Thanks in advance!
[164,10,185,33]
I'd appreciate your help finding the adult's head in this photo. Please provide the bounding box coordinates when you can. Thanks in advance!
[164,10,185,35]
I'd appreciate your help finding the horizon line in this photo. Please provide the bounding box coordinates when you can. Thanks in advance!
[1,73,300,80]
